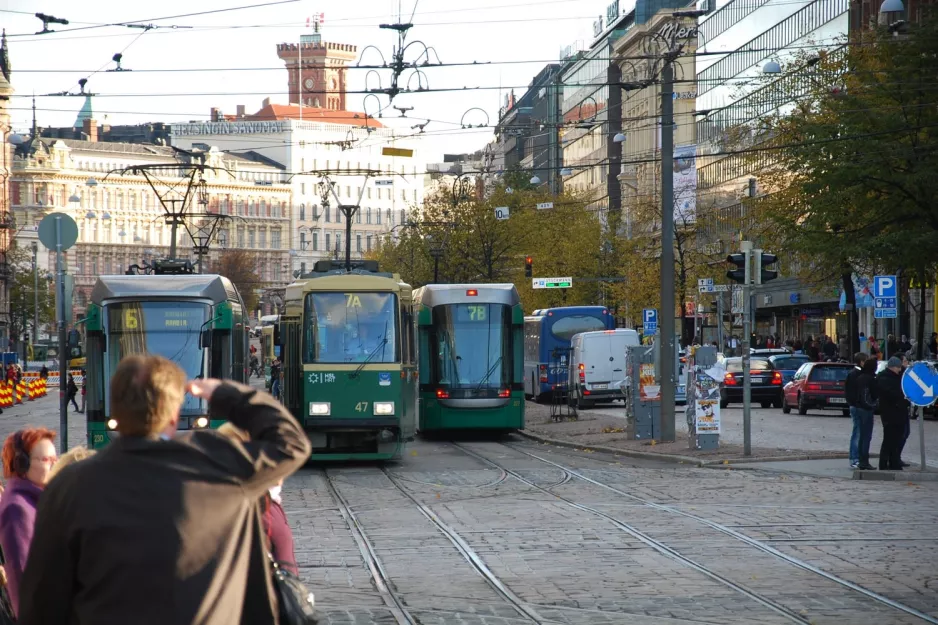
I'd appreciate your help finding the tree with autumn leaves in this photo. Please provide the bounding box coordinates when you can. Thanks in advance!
[370,183,604,312]
[747,16,938,356]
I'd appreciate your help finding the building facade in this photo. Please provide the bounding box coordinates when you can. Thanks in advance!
[10,135,292,320]
[693,0,849,340]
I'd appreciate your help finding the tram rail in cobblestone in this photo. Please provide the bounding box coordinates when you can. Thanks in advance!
[452,443,814,625]
[380,467,549,624]
[322,469,418,625]
[501,443,938,625]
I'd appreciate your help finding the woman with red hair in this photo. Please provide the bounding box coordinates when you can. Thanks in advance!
[0,427,57,617]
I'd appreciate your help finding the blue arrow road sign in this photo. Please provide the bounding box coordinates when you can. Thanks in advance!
[901,362,938,407]
[873,275,897,298]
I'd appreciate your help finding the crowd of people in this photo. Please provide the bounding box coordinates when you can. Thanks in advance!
[0,354,312,624]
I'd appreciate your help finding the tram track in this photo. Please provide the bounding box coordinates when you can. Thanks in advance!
[321,469,418,625]
[380,466,549,624]
[473,441,938,625]
[451,442,816,625]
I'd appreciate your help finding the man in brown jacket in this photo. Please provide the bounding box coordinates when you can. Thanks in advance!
[17,354,311,625]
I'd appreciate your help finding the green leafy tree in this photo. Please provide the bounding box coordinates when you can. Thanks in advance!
[211,249,261,312]
[7,244,55,348]
[747,18,938,355]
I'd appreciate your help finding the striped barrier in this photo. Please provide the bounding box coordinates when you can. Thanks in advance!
[0,382,10,409]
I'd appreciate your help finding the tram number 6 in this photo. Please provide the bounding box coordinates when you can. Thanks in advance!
[468,305,486,321]
[354,402,369,412]
[124,309,139,329]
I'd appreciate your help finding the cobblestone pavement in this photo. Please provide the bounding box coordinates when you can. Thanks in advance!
[7,393,938,624]
[525,400,938,466]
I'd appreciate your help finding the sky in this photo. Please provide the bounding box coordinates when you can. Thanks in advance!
[2,0,612,161]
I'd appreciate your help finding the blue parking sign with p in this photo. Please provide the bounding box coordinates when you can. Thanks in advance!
[643,308,658,335]
[873,275,897,298]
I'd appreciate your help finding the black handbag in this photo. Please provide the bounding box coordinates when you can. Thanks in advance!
[268,554,317,625]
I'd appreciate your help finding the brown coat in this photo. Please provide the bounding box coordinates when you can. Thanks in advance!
[17,382,311,625]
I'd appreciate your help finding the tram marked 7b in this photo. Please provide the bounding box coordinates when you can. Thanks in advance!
[84,273,249,449]
[414,284,525,432]
[278,261,417,461]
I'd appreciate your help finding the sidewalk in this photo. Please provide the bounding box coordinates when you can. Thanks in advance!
[522,402,855,466]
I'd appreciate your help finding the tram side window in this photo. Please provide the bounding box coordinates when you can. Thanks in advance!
[210,330,228,379]
[402,308,415,365]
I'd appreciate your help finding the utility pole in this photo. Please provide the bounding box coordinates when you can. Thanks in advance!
[659,59,677,442]
[741,240,753,456]
[31,242,39,346]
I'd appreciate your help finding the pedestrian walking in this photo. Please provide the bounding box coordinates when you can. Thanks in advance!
[66,374,80,412]
[876,356,910,471]
[0,428,57,618]
[38,365,48,380]
[822,336,837,361]
[845,353,874,469]
[270,357,282,400]
[896,353,912,468]
[79,368,87,413]
[18,354,311,625]
[900,335,913,353]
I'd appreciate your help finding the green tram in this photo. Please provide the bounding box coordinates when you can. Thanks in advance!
[413,284,525,432]
[84,270,249,449]
[278,260,417,461]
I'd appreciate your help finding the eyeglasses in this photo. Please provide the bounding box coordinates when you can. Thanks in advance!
[30,455,57,465]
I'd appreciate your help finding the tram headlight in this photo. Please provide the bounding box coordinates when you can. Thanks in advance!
[309,402,331,416]
[373,402,395,416]
[194,417,209,428]
[106,419,118,430]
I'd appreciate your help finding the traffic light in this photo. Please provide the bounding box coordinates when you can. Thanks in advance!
[753,250,778,285]
[726,252,748,284]
[524,255,533,278]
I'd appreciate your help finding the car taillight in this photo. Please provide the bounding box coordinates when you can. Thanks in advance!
[539,364,548,383]
[806,383,820,391]
[436,389,449,399]
[498,389,510,398]
[724,373,737,386]
[578,363,585,381]
[771,371,782,385]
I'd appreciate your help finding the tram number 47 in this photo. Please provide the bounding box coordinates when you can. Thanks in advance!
[354,402,369,412]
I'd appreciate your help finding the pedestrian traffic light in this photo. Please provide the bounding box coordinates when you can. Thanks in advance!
[524,255,533,278]
[726,252,748,284]
[753,250,778,285]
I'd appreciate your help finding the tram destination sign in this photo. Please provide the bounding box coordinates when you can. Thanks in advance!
[533,277,573,289]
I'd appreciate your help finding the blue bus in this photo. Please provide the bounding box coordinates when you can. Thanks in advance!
[523,306,614,401]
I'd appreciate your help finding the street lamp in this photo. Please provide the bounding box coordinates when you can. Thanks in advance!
[530,175,541,185]
[30,242,38,354]
[425,234,444,284]
[560,167,573,176]
[613,132,627,143]
[763,60,782,74]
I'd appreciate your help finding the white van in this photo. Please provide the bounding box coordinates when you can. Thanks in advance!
[568,329,640,408]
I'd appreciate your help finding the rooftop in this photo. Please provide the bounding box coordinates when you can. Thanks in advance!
[247,103,383,128]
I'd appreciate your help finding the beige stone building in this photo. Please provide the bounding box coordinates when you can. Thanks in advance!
[10,130,292,320]
[614,14,698,236]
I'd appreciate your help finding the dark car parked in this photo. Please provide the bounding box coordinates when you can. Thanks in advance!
[720,357,784,409]
[781,362,854,416]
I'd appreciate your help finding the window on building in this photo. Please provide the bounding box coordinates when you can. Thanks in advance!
[325,233,331,250]
[367,235,372,251]
[301,158,305,172]
[273,263,281,282]
[237,227,245,247]
[336,233,342,252]
[260,199,267,216]
[356,234,362,252]
[401,189,407,201]
[356,208,362,224]
[248,229,255,248]
[300,183,305,195]
[366,208,372,224]
[386,209,392,225]
[376,210,382,225]
[272,229,281,249]
[300,232,306,249]
[413,189,417,202]
[336,208,341,224]
[299,204,306,221]
[312,232,319,251]
[400,209,406,224]
[259,230,267,248]
[345,185,351,198]
[325,206,331,222]
[367,188,372,199]
[300,261,307,275]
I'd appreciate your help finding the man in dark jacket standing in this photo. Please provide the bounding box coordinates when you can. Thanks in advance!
[845,352,869,469]
[876,356,909,471]
[17,354,312,625]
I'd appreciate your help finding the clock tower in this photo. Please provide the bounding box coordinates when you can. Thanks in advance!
[277,33,357,111]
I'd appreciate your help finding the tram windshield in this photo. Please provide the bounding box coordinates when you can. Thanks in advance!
[432,303,511,388]
[105,301,209,415]
[304,292,399,363]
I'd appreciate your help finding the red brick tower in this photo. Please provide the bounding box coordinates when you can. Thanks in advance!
[276,34,357,111]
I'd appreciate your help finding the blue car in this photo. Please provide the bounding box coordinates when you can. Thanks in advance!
[768,354,813,386]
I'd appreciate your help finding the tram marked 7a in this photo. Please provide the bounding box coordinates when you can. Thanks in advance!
[84,272,249,449]
[414,284,525,432]
[278,261,417,461]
